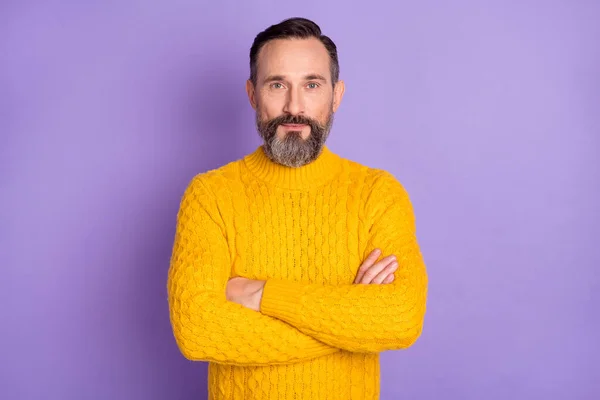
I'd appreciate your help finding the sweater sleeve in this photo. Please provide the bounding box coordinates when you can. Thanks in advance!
[167,175,340,366]
[259,170,428,353]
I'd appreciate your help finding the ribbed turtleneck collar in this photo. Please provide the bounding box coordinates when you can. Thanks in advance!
[242,144,344,190]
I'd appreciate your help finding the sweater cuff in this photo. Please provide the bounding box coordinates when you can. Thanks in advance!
[260,279,305,325]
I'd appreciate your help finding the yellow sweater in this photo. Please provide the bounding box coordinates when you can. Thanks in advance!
[167,144,428,399]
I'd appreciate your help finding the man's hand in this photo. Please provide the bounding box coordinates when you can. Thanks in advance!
[354,248,398,284]
[226,248,396,310]
[226,277,265,311]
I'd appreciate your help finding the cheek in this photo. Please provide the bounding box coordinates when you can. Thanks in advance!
[255,103,272,122]
[312,104,333,124]
[257,96,283,120]
[306,95,333,121]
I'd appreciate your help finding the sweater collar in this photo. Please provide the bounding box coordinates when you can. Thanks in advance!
[242,144,343,190]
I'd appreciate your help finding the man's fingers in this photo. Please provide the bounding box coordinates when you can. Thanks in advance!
[360,255,396,284]
[354,248,381,283]
[371,261,398,284]
[383,274,395,284]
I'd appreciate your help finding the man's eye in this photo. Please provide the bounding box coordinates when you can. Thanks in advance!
[271,83,283,89]
[307,82,319,89]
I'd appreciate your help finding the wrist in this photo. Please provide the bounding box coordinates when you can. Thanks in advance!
[249,280,266,311]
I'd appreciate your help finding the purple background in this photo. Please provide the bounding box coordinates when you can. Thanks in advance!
[2,1,599,399]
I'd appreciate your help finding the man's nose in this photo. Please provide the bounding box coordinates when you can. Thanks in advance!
[283,87,304,115]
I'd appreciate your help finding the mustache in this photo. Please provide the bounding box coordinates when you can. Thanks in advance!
[262,114,323,131]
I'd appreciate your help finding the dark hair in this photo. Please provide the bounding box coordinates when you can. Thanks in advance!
[249,17,339,86]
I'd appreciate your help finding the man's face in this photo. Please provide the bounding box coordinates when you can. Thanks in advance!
[246,37,344,167]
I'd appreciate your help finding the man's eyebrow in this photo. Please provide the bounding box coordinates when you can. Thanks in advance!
[304,74,327,82]
[262,74,328,83]
[263,75,286,83]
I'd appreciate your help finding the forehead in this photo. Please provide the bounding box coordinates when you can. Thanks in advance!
[256,38,331,81]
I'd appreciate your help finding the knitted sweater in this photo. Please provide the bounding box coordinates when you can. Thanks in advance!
[167,144,428,399]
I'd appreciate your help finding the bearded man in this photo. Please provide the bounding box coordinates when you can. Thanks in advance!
[167,17,428,400]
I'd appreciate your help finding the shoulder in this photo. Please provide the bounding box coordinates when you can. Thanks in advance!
[183,157,244,199]
[341,161,414,228]
[333,151,412,207]
[335,151,405,187]
[367,168,409,197]
[340,154,409,196]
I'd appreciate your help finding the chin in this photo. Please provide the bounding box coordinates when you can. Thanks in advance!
[278,128,311,140]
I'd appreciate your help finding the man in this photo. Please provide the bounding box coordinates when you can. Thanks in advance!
[167,17,428,400]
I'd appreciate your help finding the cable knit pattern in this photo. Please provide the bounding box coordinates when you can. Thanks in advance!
[167,144,428,399]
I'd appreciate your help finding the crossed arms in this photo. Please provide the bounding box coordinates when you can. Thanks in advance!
[167,171,428,366]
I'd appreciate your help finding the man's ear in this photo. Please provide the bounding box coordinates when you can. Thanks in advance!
[246,79,257,110]
[332,80,345,112]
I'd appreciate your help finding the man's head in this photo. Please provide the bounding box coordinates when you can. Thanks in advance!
[246,17,345,167]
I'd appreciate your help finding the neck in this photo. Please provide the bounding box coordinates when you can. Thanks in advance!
[243,144,343,190]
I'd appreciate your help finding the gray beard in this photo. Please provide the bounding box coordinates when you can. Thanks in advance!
[255,111,334,168]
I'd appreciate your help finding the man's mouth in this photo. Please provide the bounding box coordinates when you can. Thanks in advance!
[281,124,307,128]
